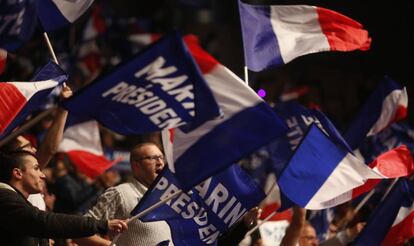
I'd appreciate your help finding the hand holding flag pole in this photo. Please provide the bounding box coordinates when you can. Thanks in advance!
[109,190,184,246]
[242,180,279,239]
[244,210,278,238]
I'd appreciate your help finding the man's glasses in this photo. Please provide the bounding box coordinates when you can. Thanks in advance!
[140,155,164,162]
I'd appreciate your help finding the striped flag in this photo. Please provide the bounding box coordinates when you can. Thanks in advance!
[345,77,408,150]
[170,35,288,190]
[354,178,414,246]
[238,1,371,71]
[63,32,220,135]
[58,119,117,179]
[0,62,67,139]
[278,125,413,209]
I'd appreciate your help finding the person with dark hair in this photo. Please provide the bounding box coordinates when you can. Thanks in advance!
[0,150,128,246]
[76,142,172,246]
[0,85,73,211]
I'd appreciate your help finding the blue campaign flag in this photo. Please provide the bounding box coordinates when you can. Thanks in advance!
[63,32,220,135]
[157,35,288,192]
[344,76,407,150]
[132,165,265,246]
[0,0,37,51]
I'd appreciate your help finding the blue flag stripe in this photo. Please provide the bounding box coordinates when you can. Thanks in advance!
[278,125,347,207]
[238,1,283,71]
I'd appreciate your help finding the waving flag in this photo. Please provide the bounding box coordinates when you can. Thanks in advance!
[360,121,414,163]
[344,77,408,150]
[238,1,371,71]
[58,118,116,179]
[350,145,414,204]
[271,102,351,176]
[240,102,349,211]
[278,125,413,209]
[36,0,94,32]
[0,0,37,52]
[63,32,220,135]
[354,178,414,246]
[0,62,66,140]
[170,35,287,190]
[132,165,265,245]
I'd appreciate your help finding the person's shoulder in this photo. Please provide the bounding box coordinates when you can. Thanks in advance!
[114,181,137,192]
[0,188,24,203]
[99,182,133,198]
[0,188,16,196]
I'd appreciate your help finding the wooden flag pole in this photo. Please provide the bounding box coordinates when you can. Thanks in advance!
[244,210,277,238]
[354,189,376,213]
[43,32,59,64]
[380,178,399,202]
[244,66,249,85]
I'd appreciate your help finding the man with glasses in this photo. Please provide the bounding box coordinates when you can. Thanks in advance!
[76,142,172,246]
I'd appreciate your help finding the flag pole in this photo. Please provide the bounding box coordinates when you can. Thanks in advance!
[244,66,249,85]
[43,32,59,64]
[380,178,399,202]
[241,179,278,238]
[244,210,277,238]
[354,189,376,213]
[43,32,67,89]
[109,190,184,246]
[0,107,56,148]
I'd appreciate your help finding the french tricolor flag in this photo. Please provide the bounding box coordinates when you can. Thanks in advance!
[353,178,414,246]
[58,119,117,179]
[327,145,414,207]
[278,124,414,209]
[238,1,371,71]
[345,77,408,150]
[36,0,94,32]
[382,201,414,246]
[0,49,6,75]
[170,35,287,190]
[0,62,66,139]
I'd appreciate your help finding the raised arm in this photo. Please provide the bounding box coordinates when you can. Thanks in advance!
[280,206,307,246]
[37,85,72,168]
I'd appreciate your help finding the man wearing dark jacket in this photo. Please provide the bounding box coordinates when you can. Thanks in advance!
[0,150,128,246]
